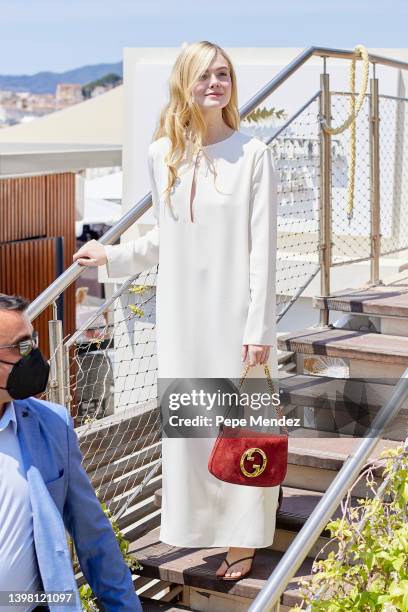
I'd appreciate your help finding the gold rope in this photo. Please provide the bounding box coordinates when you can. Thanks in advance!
[320,44,370,220]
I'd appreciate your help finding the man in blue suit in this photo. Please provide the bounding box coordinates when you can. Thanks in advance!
[0,293,142,612]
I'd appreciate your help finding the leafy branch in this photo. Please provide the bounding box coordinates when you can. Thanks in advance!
[71,499,142,610]
[243,105,286,124]
[290,444,408,611]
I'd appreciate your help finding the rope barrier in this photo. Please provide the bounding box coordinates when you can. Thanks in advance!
[320,44,370,220]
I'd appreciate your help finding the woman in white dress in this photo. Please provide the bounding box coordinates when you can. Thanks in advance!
[73,40,280,581]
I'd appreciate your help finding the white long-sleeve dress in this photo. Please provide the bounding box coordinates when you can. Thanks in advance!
[105,129,280,547]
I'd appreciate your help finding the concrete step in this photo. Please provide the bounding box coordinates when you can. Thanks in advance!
[277,326,408,377]
[130,526,313,611]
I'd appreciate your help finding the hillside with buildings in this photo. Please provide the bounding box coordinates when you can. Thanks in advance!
[0,62,123,127]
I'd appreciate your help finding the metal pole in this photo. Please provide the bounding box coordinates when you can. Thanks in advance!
[63,345,72,413]
[369,77,381,285]
[318,72,332,326]
[248,368,408,612]
[48,316,66,406]
[276,266,320,324]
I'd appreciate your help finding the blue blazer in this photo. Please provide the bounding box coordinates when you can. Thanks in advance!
[14,397,142,612]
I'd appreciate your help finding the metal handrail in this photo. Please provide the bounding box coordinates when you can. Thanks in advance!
[27,193,152,321]
[249,368,408,612]
[26,45,408,322]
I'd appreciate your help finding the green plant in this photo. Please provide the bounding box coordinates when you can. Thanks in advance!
[129,304,145,317]
[128,284,152,318]
[72,499,142,610]
[290,444,408,611]
[243,105,286,124]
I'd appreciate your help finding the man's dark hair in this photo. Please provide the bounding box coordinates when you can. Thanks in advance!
[0,294,30,312]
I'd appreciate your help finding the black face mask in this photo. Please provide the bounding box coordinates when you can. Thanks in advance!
[0,348,50,400]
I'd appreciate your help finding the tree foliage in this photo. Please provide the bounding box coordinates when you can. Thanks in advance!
[81,73,122,98]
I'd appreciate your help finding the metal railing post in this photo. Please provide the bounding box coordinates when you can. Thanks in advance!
[369,76,381,285]
[318,71,332,326]
[63,344,72,412]
[48,312,67,407]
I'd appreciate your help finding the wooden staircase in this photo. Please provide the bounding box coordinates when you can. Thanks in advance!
[130,436,399,611]
[280,280,408,378]
[131,279,408,610]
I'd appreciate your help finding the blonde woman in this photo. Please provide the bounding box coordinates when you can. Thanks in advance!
[73,40,280,581]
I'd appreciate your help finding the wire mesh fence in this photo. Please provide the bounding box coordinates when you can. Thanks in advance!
[48,268,162,525]
[379,94,408,256]
[242,93,321,319]
[329,91,408,265]
[330,92,372,264]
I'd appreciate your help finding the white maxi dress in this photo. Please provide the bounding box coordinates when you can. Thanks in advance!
[105,129,280,547]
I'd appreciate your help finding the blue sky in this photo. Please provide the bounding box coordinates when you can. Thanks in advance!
[1,0,407,74]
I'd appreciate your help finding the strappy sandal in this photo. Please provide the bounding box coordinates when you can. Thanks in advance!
[218,551,256,581]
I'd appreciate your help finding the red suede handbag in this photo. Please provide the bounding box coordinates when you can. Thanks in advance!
[208,363,288,488]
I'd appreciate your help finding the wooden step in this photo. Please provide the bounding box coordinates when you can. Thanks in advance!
[279,374,408,440]
[277,327,408,366]
[285,434,398,494]
[278,349,295,364]
[153,436,397,499]
[129,526,313,609]
[156,437,396,496]
[314,286,408,318]
[138,597,191,611]
[154,484,357,539]
[135,436,398,610]
[154,485,340,559]
[280,373,396,409]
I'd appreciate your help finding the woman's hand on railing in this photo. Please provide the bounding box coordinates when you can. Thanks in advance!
[242,344,270,366]
[73,240,108,267]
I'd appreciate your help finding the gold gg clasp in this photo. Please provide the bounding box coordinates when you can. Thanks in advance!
[240,448,268,478]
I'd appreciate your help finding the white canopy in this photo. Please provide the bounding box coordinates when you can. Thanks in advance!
[85,171,123,200]
[75,197,122,236]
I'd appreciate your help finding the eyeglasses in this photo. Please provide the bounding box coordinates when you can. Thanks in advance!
[0,331,39,357]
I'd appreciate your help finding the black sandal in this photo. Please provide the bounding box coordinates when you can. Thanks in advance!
[218,551,256,581]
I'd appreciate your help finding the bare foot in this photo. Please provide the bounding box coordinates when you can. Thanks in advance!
[215,546,256,579]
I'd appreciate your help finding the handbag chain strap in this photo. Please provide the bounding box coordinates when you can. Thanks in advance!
[237,362,289,435]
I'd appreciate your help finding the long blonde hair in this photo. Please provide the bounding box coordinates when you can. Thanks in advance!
[153,41,240,212]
